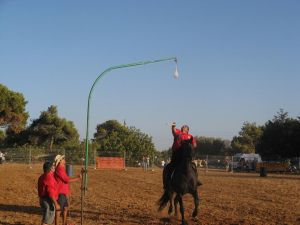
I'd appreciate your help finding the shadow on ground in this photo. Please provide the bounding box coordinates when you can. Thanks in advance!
[0,204,40,215]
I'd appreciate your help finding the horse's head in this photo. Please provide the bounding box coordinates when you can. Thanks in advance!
[179,137,194,160]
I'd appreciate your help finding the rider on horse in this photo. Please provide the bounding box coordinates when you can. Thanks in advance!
[164,122,202,189]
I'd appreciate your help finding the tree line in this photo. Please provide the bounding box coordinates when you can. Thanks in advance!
[1,84,300,161]
[231,109,300,159]
[162,110,299,160]
[0,84,157,164]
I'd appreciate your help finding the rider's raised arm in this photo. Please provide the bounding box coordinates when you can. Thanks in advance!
[172,122,177,137]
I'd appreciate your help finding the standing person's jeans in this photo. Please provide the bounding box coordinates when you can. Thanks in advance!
[40,197,55,224]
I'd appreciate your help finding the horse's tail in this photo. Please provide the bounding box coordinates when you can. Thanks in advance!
[157,189,171,212]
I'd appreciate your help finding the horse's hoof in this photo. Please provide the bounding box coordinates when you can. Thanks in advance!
[192,216,198,221]
[192,211,198,218]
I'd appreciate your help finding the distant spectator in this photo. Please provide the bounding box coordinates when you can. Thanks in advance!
[225,158,231,172]
[0,151,5,164]
[161,160,165,168]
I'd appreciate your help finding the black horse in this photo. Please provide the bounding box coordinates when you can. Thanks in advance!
[158,138,200,225]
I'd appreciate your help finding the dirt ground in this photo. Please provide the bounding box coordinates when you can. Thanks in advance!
[0,163,299,225]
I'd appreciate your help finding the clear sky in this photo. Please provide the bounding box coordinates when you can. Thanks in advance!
[1,0,300,150]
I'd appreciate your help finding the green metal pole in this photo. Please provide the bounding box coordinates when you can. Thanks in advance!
[83,57,177,192]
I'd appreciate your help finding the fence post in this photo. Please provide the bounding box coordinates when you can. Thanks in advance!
[231,156,234,173]
[152,154,155,171]
[94,148,97,170]
[124,151,127,171]
[29,148,32,169]
[206,155,208,173]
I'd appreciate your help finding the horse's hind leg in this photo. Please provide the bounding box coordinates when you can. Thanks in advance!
[174,195,178,217]
[175,194,187,225]
[168,193,173,215]
[168,202,173,215]
[191,190,200,219]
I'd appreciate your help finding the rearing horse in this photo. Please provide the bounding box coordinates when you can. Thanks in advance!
[158,138,200,225]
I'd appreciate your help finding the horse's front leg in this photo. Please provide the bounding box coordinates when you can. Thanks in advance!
[175,194,187,225]
[191,190,199,220]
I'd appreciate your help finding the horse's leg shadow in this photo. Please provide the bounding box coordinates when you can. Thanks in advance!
[159,217,171,225]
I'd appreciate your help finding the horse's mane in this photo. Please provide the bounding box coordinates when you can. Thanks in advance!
[176,138,193,166]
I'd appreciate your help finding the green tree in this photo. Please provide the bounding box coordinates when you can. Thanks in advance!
[125,126,156,162]
[0,84,29,133]
[194,136,230,156]
[25,105,79,149]
[93,120,156,164]
[94,120,127,141]
[231,122,263,153]
[257,109,300,158]
[0,130,5,147]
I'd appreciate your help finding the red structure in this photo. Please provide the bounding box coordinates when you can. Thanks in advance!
[96,157,125,169]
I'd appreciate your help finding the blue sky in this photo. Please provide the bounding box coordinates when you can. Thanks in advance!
[1,0,300,150]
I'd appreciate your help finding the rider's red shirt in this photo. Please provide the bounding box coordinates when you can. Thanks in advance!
[172,128,196,151]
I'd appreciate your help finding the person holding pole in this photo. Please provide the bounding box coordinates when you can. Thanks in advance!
[54,155,81,225]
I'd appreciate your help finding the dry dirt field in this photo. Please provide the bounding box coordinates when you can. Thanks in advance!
[0,163,299,225]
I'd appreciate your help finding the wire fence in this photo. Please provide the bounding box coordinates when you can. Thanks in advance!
[194,155,300,173]
[0,148,161,171]
[1,148,299,173]
[1,147,87,167]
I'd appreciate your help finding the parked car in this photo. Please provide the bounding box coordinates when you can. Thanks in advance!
[232,153,262,171]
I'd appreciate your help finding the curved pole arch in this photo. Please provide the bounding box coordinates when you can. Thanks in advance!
[84,57,178,191]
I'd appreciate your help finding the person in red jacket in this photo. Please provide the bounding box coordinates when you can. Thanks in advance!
[172,123,197,151]
[164,122,201,189]
[38,162,60,225]
[54,155,81,225]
